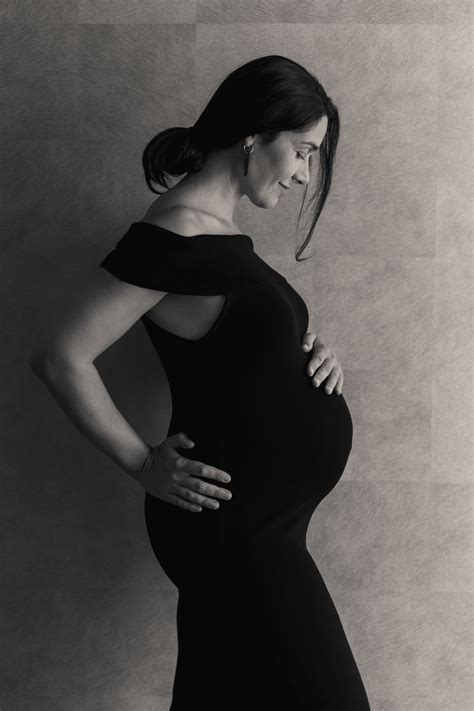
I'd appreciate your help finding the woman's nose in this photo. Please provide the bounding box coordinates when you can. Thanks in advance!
[293,172,310,187]
[293,164,311,186]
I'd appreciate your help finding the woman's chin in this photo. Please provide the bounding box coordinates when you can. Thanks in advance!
[250,194,278,209]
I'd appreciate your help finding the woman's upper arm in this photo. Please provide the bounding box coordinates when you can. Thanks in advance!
[33,268,167,365]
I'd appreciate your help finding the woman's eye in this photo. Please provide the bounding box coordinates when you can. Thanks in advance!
[296,152,306,160]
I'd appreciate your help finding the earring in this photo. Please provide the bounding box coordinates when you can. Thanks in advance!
[243,142,254,176]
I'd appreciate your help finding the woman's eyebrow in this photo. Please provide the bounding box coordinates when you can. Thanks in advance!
[300,141,319,151]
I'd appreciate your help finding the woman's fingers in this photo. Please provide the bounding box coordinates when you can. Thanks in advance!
[335,372,344,395]
[165,433,233,511]
[173,484,223,510]
[138,434,232,513]
[175,456,231,484]
[185,475,232,501]
[322,368,341,395]
[173,470,233,505]
[172,458,233,509]
[167,492,203,513]
[168,431,196,449]
[309,359,339,390]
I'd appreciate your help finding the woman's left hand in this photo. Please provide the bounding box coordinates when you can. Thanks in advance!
[301,332,343,395]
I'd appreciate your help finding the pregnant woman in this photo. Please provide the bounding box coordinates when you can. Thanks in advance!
[30,56,371,709]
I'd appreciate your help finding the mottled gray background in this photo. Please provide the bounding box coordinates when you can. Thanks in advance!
[1,1,472,710]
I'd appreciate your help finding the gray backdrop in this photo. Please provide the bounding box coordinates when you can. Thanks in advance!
[1,1,472,710]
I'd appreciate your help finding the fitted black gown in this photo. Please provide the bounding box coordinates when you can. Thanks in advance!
[99,221,370,710]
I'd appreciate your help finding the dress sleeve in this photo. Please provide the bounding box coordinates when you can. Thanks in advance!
[98,222,250,295]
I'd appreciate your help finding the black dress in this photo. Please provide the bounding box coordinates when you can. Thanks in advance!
[99,221,371,710]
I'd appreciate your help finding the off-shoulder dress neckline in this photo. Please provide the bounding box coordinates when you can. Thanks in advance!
[132,221,254,249]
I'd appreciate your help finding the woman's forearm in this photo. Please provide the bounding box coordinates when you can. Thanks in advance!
[29,354,154,479]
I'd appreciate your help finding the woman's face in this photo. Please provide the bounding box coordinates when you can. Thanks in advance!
[245,116,328,207]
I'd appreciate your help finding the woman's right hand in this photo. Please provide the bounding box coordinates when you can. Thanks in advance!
[134,432,233,512]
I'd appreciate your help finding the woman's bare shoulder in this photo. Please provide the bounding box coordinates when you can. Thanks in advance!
[138,204,206,237]
[139,199,243,237]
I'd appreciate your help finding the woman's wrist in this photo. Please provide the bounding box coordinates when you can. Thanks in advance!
[125,442,154,481]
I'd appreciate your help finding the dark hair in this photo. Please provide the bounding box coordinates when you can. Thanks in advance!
[142,55,340,261]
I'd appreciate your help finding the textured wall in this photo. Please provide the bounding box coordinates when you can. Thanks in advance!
[1,1,472,710]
